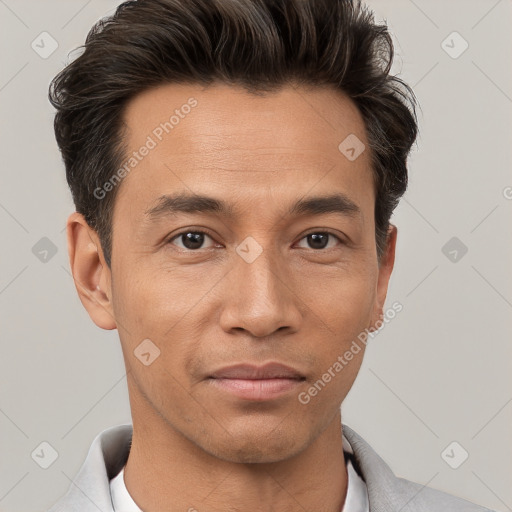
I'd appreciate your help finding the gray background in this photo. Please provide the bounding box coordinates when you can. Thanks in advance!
[1,0,511,511]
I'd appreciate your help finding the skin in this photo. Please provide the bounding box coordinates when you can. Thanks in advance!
[67,82,397,512]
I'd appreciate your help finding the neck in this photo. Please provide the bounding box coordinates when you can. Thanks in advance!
[123,383,348,512]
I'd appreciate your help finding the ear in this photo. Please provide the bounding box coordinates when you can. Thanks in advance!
[369,224,397,331]
[66,212,117,330]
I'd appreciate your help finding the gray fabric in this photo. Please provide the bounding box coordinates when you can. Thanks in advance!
[48,423,495,512]
[342,425,495,512]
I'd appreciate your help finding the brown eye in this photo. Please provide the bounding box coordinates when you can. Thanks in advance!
[169,231,215,250]
[296,232,342,250]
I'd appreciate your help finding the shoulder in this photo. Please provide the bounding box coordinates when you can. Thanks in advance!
[46,424,133,512]
[342,424,496,512]
[391,474,495,511]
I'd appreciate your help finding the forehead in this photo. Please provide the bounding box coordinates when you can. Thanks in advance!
[114,82,373,223]
[122,81,367,150]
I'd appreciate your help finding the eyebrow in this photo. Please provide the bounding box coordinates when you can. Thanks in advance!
[143,192,362,222]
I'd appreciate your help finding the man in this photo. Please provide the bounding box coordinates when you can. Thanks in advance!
[47,0,494,510]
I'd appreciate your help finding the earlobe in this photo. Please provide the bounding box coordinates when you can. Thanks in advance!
[66,212,117,330]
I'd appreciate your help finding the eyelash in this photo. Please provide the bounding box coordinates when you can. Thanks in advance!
[166,229,345,251]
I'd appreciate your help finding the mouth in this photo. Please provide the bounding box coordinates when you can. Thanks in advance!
[207,362,306,401]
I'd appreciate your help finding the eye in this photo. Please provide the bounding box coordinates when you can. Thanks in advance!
[167,229,344,252]
[168,230,217,251]
[296,231,343,250]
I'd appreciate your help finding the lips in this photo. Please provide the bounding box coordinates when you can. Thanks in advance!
[207,362,306,401]
[209,362,305,380]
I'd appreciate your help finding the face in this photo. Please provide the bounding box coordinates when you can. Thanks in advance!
[71,82,396,464]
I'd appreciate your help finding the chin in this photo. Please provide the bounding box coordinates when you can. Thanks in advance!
[203,424,307,464]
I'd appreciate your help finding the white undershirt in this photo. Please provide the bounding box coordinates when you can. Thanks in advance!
[110,435,369,512]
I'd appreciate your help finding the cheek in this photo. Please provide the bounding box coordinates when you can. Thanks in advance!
[112,261,191,328]
[112,266,204,375]
[301,265,376,385]
[298,343,366,414]
[302,262,377,330]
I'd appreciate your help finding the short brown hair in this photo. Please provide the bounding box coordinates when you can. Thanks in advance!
[49,0,418,268]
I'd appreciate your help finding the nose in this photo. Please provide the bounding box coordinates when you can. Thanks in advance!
[218,244,303,338]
